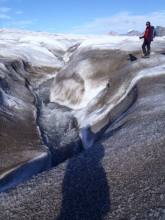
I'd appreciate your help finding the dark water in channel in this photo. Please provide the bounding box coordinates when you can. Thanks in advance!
[34,78,83,166]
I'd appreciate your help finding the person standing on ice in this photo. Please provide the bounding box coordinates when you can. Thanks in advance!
[139,21,156,58]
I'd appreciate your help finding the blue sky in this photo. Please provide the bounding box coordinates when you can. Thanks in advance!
[0,0,165,34]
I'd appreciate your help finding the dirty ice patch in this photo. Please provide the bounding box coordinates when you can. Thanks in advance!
[76,63,165,132]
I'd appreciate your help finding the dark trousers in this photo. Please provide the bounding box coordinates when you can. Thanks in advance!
[142,39,151,51]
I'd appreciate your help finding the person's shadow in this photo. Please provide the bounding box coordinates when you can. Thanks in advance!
[57,143,111,220]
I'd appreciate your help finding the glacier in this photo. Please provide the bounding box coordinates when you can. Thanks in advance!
[0,28,165,220]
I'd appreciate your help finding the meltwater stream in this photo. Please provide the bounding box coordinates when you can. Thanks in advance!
[34,78,83,167]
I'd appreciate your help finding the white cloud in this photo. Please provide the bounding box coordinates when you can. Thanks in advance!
[15,10,23,14]
[0,7,11,12]
[12,20,33,26]
[4,19,38,28]
[0,13,10,19]
[0,7,11,20]
[1,17,38,29]
[71,11,165,35]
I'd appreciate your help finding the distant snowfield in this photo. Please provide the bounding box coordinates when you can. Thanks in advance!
[0,29,165,83]
[1,28,165,53]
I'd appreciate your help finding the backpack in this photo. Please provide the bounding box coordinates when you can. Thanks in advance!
[153,28,156,37]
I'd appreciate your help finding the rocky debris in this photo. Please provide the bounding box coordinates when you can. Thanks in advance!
[124,30,142,36]
[108,26,165,37]
[108,30,142,36]
[156,26,165,36]
[108,31,119,36]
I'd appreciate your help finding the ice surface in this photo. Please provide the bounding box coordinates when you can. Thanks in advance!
[35,79,82,166]
[0,28,165,191]
[50,34,165,110]
[0,29,165,219]
[77,62,165,129]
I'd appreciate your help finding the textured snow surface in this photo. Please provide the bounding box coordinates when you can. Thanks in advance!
[0,29,165,219]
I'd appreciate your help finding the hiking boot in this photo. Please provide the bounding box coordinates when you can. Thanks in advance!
[146,50,150,58]
[147,49,150,55]
[141,49,147,58]
[141,54,147,58]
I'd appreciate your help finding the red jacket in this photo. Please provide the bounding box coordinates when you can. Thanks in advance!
[141,26,154,42]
